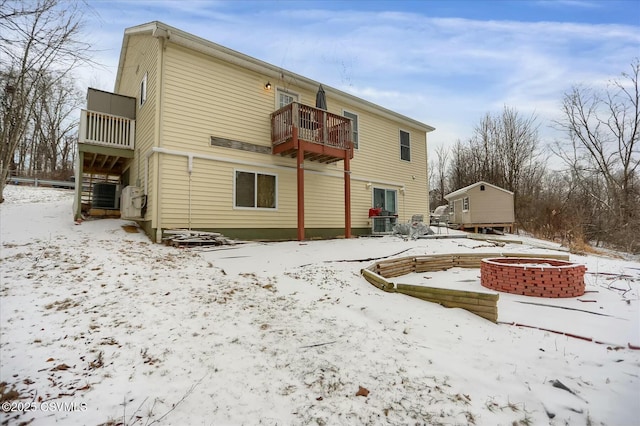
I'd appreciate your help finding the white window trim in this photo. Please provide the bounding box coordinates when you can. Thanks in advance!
[140,72,147,107]
[342,109,359,150]
[462,196,470,212]
[275,86,300,109]
[372,187,398,215]
[233,169,278,210]
[399,129,411,162]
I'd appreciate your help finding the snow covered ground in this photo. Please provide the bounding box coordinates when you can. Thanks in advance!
[1,185,638,425]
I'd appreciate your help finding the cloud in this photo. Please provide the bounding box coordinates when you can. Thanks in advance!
[535,0,602,9]
[75,1,639,163]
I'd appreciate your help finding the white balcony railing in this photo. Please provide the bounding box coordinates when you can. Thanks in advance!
[79,109,135,150]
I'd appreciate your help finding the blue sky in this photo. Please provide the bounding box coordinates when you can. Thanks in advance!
[80,0,640,163]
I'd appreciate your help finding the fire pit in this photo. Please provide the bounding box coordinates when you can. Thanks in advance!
[481,257,585,298]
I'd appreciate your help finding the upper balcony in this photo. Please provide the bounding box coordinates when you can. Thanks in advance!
[77,108,135,176]
[78,109,135,150]
[271,102,353,164]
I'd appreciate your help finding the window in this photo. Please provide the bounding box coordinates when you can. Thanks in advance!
[400,130,410,161]
[462,197,469,211]
[373,188,397,214]
[139,72,147,107]
[235,171,277,209]
[276,87,299,108]
[343,110,359,150]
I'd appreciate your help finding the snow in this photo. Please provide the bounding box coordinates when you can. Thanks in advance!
[1,185,639,425]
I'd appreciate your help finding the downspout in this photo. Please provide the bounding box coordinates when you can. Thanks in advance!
[424,132,430,215]
[154,27,167,243]
[188,154,193,230]
[74,151,83,221]
[144,150,151,195]
[401,186,406,222]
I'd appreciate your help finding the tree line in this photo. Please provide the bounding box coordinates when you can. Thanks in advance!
[0,0,89,200]
[430,59,640,254]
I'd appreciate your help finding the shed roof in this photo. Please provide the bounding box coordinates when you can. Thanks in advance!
[115,21,435,134]
[444,181,513,200]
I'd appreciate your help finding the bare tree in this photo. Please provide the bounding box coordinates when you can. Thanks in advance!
[0,0,90,201]
[429,144,450,209]
[466,106,541,192]
[555,59,640,252]
[496,106,540,192]
[31,74,82,175]
[471,112,502,186]
[448,139,476,190]
[447,106,543,228]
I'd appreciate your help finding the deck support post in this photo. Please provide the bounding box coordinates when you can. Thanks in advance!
[295,129,305,241]
[344,150,351,239]
[74,150,84,221]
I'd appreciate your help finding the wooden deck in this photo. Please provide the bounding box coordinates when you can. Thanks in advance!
[452,223,515,234]
[271,102,354,240]
[271,102,353,163]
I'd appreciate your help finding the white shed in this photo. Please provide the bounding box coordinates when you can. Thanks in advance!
[444,181,515,233]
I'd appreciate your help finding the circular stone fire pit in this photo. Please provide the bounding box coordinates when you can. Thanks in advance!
[480,258,586,298]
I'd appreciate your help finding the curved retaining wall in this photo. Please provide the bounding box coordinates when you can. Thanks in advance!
[362,252,571,322]
[480,257,585,298]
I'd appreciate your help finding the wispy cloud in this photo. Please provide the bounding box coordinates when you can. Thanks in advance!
[536,0,602,9]
[76,1,640,157]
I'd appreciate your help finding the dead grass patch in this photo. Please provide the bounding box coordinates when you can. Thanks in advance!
[45,298,80,311]
[121,225,139,233]
[0,382,20,402]
[568,237,606,256]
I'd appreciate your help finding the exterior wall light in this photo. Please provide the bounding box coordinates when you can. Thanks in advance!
[265,82,272,90]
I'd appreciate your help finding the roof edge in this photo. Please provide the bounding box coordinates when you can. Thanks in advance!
[444,181,514,200]
[115,21,435,133]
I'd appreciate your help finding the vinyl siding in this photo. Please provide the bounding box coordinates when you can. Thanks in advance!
[162,44,286,151]
[351,181,375,230]
[141,36,429,233]
[346,108,428,222]
[115,34,160,227]
[304,172,346,228]
[449,186,514,224]
[467,186,514,223]
[159,154,297,229]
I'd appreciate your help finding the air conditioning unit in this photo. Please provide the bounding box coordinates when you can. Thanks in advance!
[121,186,145,219]
[92,183,120,209]
[371,216,398,234]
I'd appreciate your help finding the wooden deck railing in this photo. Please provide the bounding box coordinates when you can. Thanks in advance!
[79,109,135,150]
[271,102,352,151]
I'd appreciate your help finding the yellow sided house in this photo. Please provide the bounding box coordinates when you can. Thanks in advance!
[75,21,435,241]
[444,181,515,233]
